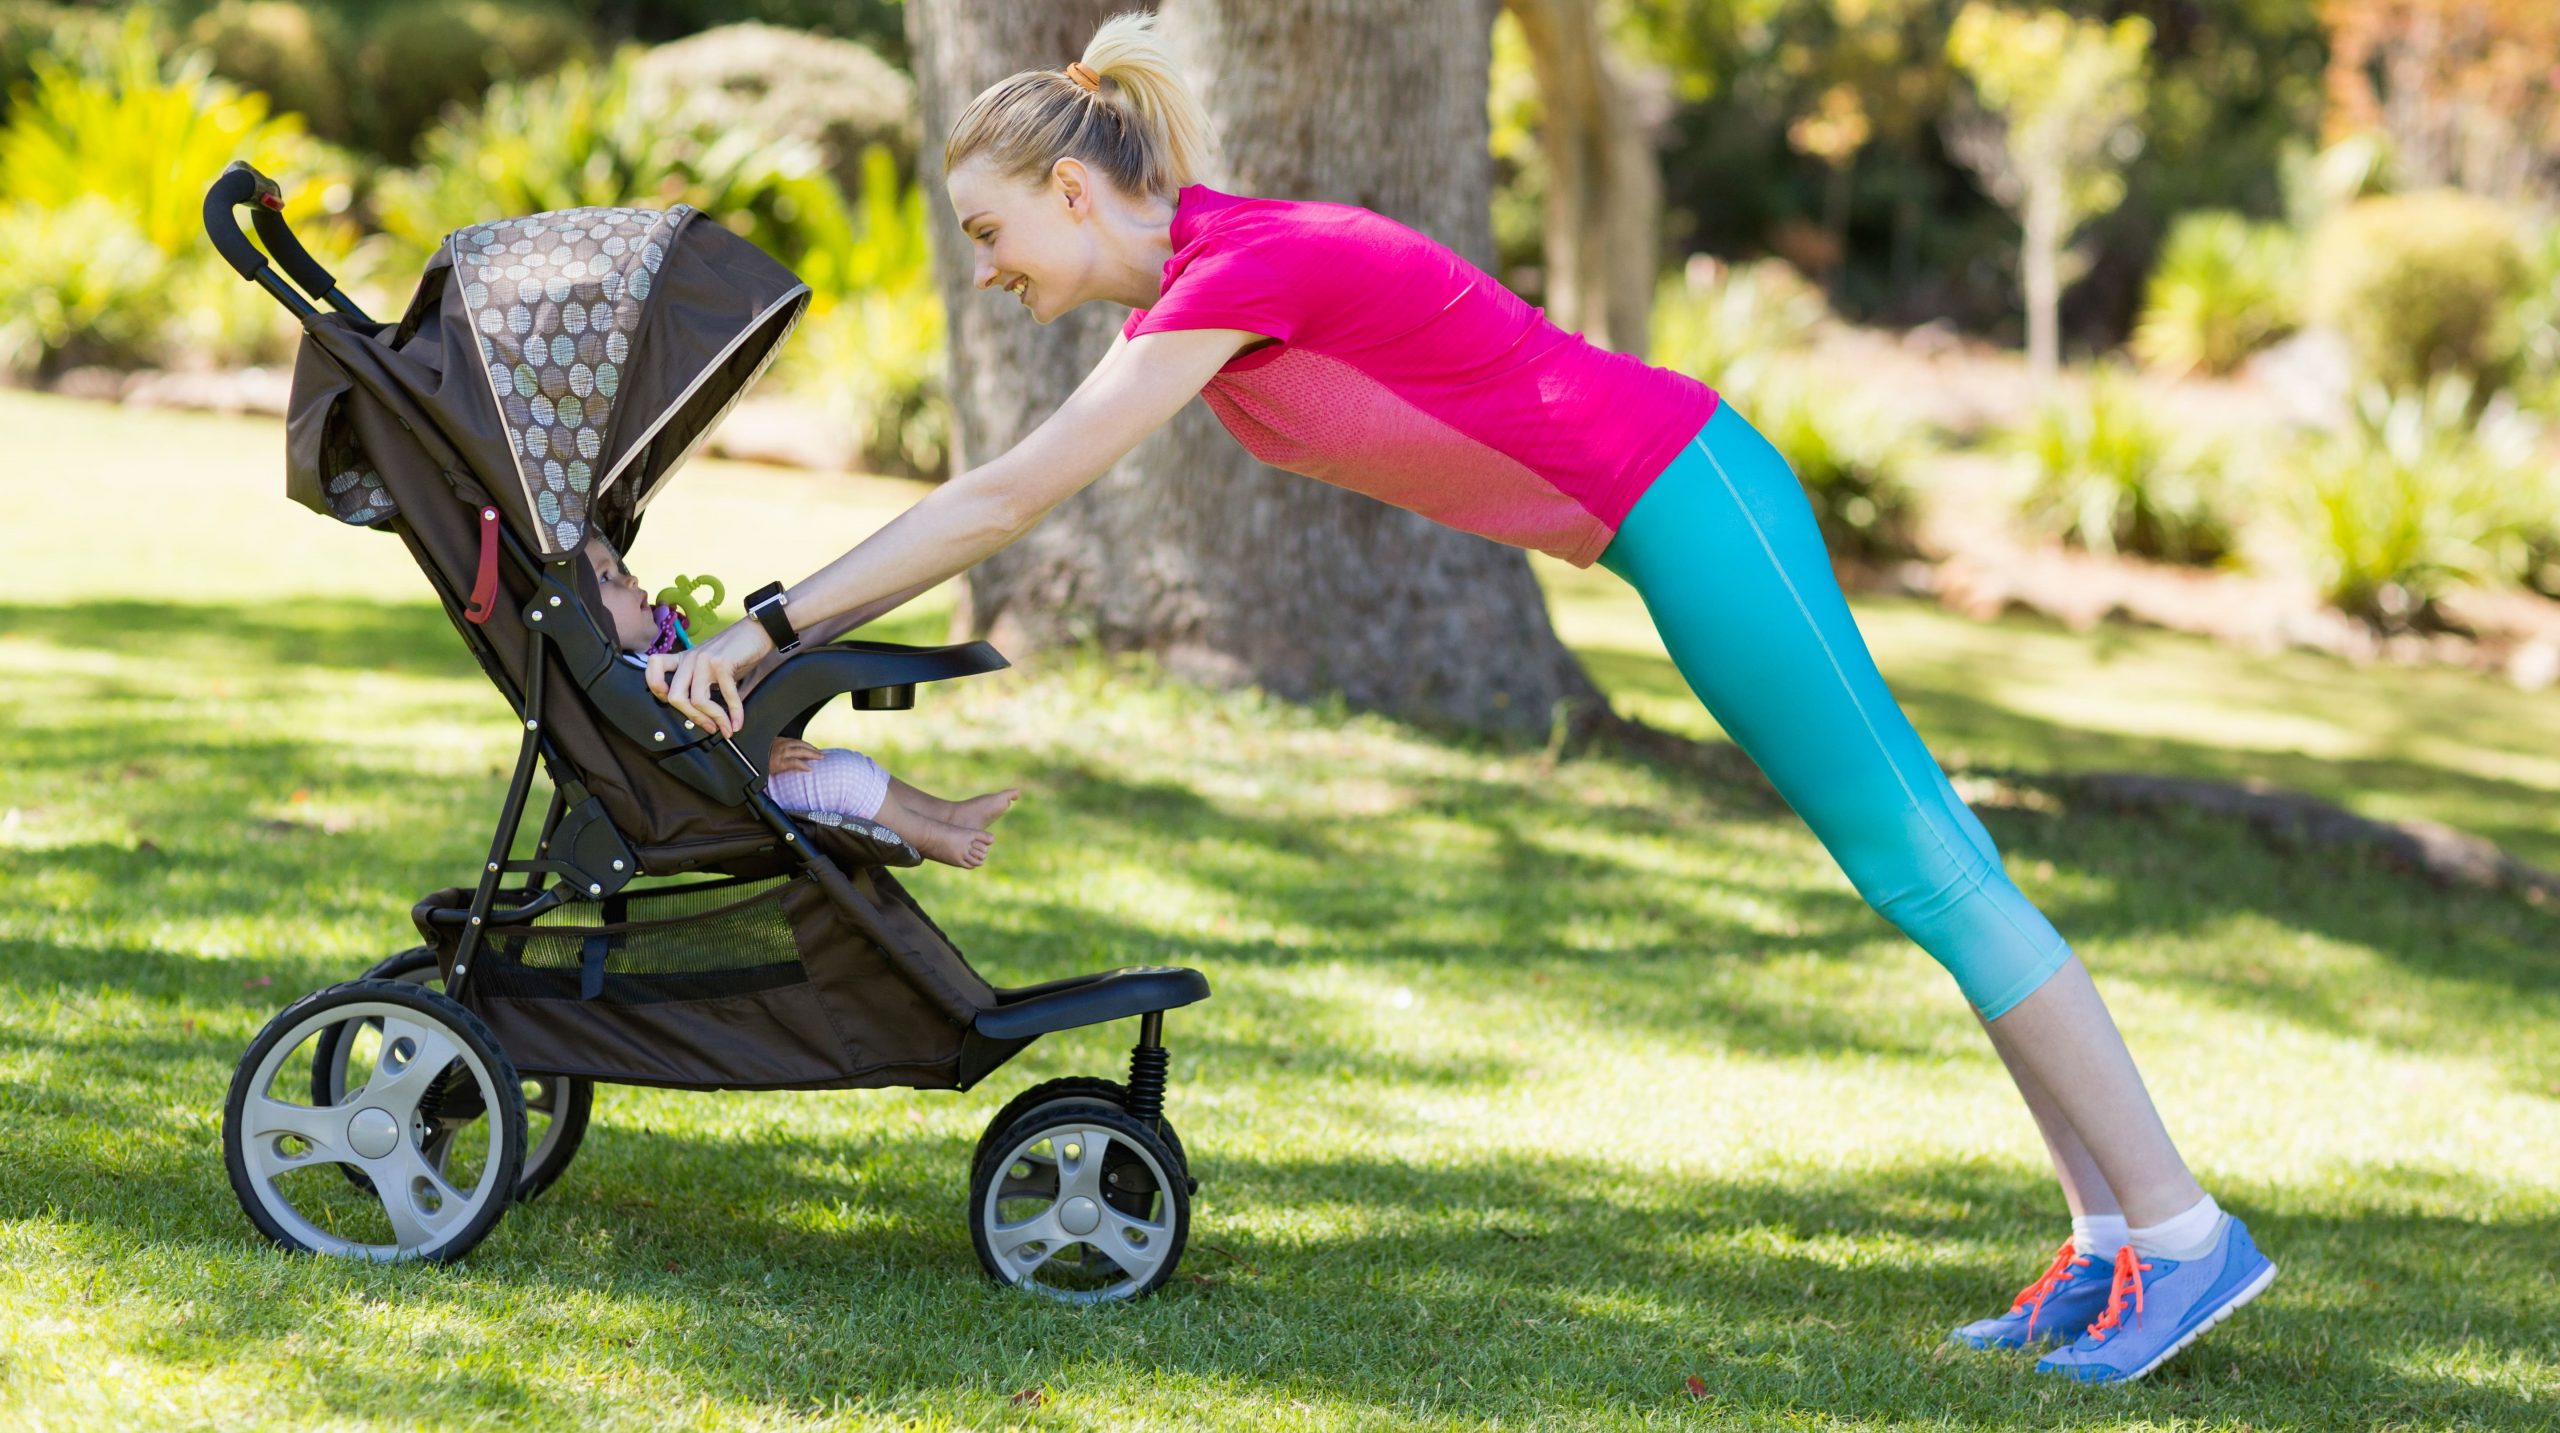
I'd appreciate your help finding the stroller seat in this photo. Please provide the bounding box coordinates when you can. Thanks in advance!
[206,163,1211,1302]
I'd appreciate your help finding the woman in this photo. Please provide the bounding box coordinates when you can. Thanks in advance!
[653,12,2274,1381]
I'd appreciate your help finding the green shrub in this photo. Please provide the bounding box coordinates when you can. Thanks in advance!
[2132,210,2302,378]
[353,0,590,162]
[2511,221,2560,421]
[629,23,915,205]
[2006,368,2237,566]
[1649,256,1828,397]
[188,1,352,141]
[775,145,948,479]
[0,14,352,375]
[2282,378,2542,632]
[1,2,119,117]
[0,197,169,377]
[2309,190,2530,395]
[371,48,852,278]
[1724,367,1926,565]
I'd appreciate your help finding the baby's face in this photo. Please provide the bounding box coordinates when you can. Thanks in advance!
[584,539,658,651]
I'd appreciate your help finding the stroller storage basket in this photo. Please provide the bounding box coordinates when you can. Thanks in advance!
[415,872,1013,1092]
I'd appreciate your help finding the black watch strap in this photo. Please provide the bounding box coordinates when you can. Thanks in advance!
[744,581,801,655]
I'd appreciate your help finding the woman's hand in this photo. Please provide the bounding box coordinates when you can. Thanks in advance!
[644,617,771,737]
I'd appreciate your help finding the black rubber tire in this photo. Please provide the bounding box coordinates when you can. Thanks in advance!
[969,1098,1190,1302]
[223,978,526,1264]
[973,1076,1191,1188]
[310,946,593,1204]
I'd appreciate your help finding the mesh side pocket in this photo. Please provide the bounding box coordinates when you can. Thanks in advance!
[473,877,809,1005]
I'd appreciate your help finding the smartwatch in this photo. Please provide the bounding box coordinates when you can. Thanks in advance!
[743,581,801,656]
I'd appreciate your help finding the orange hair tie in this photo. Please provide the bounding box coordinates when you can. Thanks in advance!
[1065,61,1101,93]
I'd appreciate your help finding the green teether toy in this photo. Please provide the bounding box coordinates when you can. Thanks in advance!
[654,573,725,633]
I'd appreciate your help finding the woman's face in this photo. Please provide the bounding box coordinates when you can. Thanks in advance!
[584,539,658,651]
[947,155,1094,325]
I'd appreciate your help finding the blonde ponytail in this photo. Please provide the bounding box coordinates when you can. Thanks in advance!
[943,10,1216,201]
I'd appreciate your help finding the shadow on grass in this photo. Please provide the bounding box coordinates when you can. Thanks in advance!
[0,600,478,680]
[5,1087,2552,1429]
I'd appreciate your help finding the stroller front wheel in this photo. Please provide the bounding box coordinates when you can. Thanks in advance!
[972,1076,1190,1186]
[970,1099,1190,1303]
[223,978,526,1263]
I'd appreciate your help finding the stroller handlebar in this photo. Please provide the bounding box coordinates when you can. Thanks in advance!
[203,161,285,282]
[204,161,369,325]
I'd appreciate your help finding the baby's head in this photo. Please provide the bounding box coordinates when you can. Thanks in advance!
[582,537,672,653]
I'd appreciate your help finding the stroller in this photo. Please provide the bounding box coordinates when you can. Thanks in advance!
[204,163,1209,1302]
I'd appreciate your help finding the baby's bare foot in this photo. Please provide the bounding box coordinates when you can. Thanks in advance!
[949,788,1020,829]
[903,814,996,869]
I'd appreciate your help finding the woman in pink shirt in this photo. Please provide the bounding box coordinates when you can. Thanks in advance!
[654,13,2272,1379]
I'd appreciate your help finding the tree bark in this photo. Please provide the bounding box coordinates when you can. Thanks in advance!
[910,0,1604,739]
[2023,165,2062,383]
[1503,0,1662,354]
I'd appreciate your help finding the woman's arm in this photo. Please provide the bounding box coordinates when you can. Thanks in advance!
[650,324,1259,734]
[732,576,937,696]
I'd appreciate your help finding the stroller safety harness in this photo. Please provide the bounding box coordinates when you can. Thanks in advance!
[204,163,1211,1300]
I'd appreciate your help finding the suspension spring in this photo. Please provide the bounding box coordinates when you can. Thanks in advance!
[1124,1043,1169,1128]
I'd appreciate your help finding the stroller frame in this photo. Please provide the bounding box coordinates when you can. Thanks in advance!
[205,163,1210,1299]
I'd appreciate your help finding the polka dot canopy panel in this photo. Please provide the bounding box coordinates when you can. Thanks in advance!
[283,203,810,559]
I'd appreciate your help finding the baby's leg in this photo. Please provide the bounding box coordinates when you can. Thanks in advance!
[873,783,994,869]
[888,776,1020,830]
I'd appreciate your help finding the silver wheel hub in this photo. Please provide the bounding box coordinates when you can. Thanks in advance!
[980,1118,1179,1303]
[234,997,508,1260]
[1058,1195,1101,1236]
[346,1107,401,1159]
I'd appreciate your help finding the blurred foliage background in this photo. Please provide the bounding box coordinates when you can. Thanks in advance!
[2,0,2556,631]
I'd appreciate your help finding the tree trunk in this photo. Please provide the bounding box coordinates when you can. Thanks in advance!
[2023,164,2062,383]
[1503,0,1662,354]
[910,0,1604,739]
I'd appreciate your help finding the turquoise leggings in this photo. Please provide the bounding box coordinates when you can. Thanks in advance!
[1599,401,2073,1018]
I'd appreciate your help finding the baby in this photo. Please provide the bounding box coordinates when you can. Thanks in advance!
[583,537,1017,868]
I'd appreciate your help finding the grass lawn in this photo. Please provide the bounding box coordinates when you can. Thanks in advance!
[3,389,2556,1430]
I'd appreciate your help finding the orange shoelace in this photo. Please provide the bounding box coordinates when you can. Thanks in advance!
[2008,1240,2093,1337]
[2080,1244,2154,1344]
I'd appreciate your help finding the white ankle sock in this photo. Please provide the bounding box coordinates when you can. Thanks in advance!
[2128,1195,2223,1262]
[2070,1213,2129,1258]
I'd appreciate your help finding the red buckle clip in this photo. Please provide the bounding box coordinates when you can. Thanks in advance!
[463,507,500,624]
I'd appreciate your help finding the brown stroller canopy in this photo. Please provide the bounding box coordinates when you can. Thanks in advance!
[289,204,809,558]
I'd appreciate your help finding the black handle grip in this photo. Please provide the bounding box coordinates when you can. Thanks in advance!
[202,160,280,282]
[252,201,338,297]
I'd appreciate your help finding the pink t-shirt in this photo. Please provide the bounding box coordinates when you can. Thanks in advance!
[1122,183,1718,567]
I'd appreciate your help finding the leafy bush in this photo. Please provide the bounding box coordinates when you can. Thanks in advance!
[1649,256,1828,396]
[188,1,352,141]
[630,22,915,205]
[0,197,169,376]
[2510,221,2560,420]
[2006,369,2237,566]
[353,0,590,162]
[1722,366,1926,565]
[1,2,118,118]
[0,15,352,376]
[775,145,949,480]
[2132,210,2302,378]
[2281,378,2544,632]
[2308,190,2530,394]
[371,48,852,279]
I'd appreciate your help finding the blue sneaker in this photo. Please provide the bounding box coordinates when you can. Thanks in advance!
[1948,1240,2115,1349]
[2035,1216,2277,1383]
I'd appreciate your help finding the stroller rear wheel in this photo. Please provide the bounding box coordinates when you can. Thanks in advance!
[310,946,593,1203]
[223,978,526,1262]
[970,1098,1190,1302]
